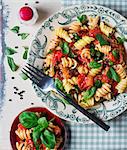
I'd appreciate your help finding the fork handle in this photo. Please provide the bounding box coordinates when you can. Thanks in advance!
[57,89,110,131]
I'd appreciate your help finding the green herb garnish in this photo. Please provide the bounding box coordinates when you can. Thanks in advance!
[112,50,119,59]
[96,34,109,46]
[94,80,102,88]
[55,78,64,90]
[7,56,19,72]
[23,46,29,59]
[89,60,102,69]
[18,33,29,40]
[19,112,38,128]
[61,42,70,54]
[77,14,87,24]
[73,33,80,40]
[5,47,17,55]
[83,86,96,101]
[11,26,20,33]
[117,37,127,44]
[106,67,120,82]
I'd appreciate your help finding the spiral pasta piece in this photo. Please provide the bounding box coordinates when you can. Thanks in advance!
[95,83,111,101]
[77,65,88,74]
[63,79,74,93]
[61,57,77,69]
[88,16,99,29]
[103,93,112,100]
[115,78,127,93]
[89,67,102,77]
[55,27,72,43]
[96,44,111,55]
[69,21,81,33]
[100,22,113,36]
[47,36,60,53]
[74,36,95,50]
[121,62,127,69]
[81,48,91,59]
[68,76,77,85]
[114,64,126,79]
[44,53,53,67]
[78,97,95,108]
[16,141,33,150]
[15,129,32,140]
[60,65,70,79]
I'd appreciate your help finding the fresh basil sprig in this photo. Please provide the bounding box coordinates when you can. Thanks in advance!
[117,37,127,44]
[7,56,19,72]
[106,67,120,82]
[5,47,17,55]
[89,60,102,69]
[19,112,38,128]
[40,129,56,149]
[83,86,96,101]
[77,14,87,24]
[55,78,64,90]
[96,34,109,46]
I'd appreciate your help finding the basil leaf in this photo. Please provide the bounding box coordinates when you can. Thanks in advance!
[117,37,127,44]
[55,78,64,90]
[37,117,49,128]
[11,26,20,33]
[33,125,43,150]
[69,50,76,58]
[5,47,17,55]
[83,87,96,101]
[112,50,119,59]
[77,15,87,24]
[73,33,80,40]
[7,56,19,72]
[94,80,102,88]
[23,47,28,59]
[96,34,109,46]
[40,130,56,149]
[107,69,112,79]
[19,72,28,80]
[18,33,29,40]
[109,61,114,66]
[90,47,96,57]
[110,67,120,82]
[89,60,102,68]
[61,42,70,54]
[19,112,38,128]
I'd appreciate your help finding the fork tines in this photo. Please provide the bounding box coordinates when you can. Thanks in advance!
[22,64,44,86]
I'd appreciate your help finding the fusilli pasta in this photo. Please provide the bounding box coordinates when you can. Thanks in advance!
[15,128,32,140]
[55,27,72,43]
[114,64,126,79]
[61,57,77,69]
[63,79,74,93]
[88,16,99,29]
[74,36,94,50]
[100,22,113,36]
[89,67,102,77]
[115,78,127,93]
[96,44,111,55]
[77,65,88,74]
[81,48,91,59]
[69,21,81,33]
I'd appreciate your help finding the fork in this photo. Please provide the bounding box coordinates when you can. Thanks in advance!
[22,63,110,131]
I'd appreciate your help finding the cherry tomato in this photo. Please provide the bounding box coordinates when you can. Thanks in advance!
[18,123,26,130]
[78,30,87,37]
[19,7,33,21]
[77,74,93,90]
[102,74,112,83]
[89,27,102,38]
[108,52,116,62]
[52,51,63,65]
[112,81,118,96]
[69,42,75,47]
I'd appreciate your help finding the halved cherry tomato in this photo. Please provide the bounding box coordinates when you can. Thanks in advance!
[108,52,116,62]
[52,51,63,65]
[18,123,26,130]
[102,74,112,83]
[78,30,87,37]
[77,74,93,90]
[89,27,102,38]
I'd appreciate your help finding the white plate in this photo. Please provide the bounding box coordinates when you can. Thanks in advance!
[28,4,127,124]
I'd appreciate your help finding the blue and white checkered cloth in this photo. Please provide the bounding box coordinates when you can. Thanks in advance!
[62,0,127,150]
